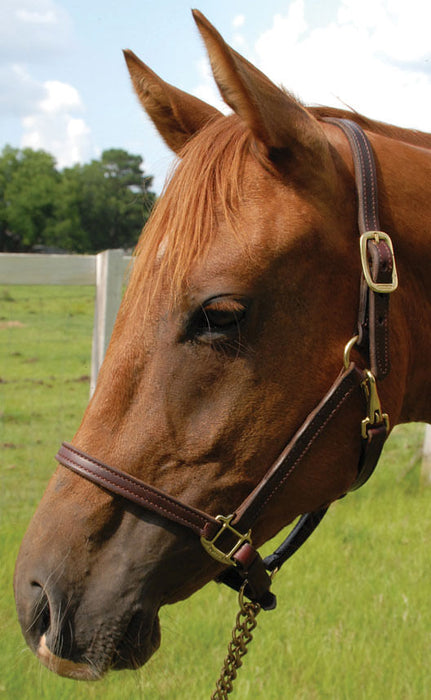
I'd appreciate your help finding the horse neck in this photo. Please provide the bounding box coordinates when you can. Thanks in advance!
[376,134,431,423]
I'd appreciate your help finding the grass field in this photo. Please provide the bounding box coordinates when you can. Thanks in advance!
[1,285,430,699]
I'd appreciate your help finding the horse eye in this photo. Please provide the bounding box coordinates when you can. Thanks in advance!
[193,297,247,337]
[203,306,243,329]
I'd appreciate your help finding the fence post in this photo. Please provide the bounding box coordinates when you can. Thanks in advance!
[90,249,126,396]
[421,424,431,486]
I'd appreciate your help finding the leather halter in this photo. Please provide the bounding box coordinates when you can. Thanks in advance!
[56,119,398,611]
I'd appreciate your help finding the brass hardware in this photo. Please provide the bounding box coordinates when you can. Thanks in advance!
[211,584,261,699]
[359,231,398,293]
[343,335,360,370]
[201,515,252,567]
[361,369,390,438]
[270,566,279,581]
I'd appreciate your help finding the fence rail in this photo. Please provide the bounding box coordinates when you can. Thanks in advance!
[1,250,429,483]
[0,250,132,395]
[422,425,431,486]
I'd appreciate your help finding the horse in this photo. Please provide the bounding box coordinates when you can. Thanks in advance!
[13,9,431,686]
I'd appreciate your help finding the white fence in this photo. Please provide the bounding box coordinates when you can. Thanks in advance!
[0,250,430,483]
[0,250,131,395]
[422,427,431,486]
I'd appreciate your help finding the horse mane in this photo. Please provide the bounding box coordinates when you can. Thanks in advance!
[311,106,431,149]
[128,104,430,318]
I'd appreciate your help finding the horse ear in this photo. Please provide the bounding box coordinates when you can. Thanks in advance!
[192,10,327,163]
[123,49,221,154]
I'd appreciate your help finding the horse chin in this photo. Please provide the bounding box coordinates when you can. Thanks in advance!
[36,611,161,679]
[110,610,162,671]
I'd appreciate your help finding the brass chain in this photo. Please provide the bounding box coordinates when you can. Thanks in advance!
[210,586,261,699]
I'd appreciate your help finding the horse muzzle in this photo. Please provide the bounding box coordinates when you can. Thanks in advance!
[34,611,162,679]
[14,551,162,679]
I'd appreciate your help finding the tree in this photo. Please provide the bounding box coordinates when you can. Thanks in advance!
[0,146,21,250]
[0,145,156,252]
[2,148,59,251]
[0,147,60,251]
[78,149,156,251]
[48,166,91,252]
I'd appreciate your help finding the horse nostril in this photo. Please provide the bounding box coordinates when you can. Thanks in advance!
[27,582,76,662]
[30,582,51,639]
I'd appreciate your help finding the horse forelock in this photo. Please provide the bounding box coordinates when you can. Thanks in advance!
[129,114,254,314]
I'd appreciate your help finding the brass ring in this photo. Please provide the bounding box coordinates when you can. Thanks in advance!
[343,335,359,370]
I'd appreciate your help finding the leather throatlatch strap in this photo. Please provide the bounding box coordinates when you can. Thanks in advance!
[325,118,393,379]
[55,119,394,610]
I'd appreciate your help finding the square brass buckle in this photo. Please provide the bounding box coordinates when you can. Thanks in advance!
[359,231,398,293]
[201,515,252,567]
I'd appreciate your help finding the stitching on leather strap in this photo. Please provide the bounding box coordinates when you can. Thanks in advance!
[349,125,378,230]
[57,443,213,535]
[254,384,357,520]
[236,372,359,529]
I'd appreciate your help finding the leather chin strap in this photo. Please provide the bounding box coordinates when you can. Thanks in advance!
[55,119,397,611]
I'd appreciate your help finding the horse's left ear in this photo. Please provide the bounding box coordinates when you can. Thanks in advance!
[192,10,328,166]
[123,49,221,154]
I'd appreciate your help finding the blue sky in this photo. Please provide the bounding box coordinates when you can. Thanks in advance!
[1,0,430,192]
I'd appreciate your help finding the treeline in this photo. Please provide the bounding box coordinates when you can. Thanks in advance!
[0,145,156,253]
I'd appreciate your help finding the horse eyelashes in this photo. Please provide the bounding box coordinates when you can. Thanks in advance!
[185,297,248,344]
[203,306,245,330]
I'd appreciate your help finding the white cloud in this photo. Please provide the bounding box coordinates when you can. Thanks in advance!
[0,0,94,167]
[0,0,73,61]
[21,80,92,168]
[233,15,245,28]
[232,33,246,48]
[193,0,431,134]
[337,0,431,62]
[40,80,82,114]
[254,0,431,132]
[192,57,230,114]
[0,1,75,121]
[16,9,58,25]
[0,64,45,117]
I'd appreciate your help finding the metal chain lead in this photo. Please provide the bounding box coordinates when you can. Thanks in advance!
[211,586,261,699]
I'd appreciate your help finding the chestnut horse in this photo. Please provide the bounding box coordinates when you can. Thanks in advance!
[14,10,431,683]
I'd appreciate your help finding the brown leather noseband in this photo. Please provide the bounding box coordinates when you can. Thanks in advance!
[56,119,398,610]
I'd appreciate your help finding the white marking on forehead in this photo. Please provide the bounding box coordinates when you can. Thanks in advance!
[156,236,169,261]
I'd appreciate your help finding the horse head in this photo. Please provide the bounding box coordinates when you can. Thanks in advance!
[15,10,419,681]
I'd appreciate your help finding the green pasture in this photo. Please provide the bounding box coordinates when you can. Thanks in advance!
[1,286,429,699]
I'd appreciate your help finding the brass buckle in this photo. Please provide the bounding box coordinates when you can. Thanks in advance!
[201,515,252,567]
[361,369,390,438]
[359,231,398,293]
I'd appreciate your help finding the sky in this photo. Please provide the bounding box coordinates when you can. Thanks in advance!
[1,0,430,192]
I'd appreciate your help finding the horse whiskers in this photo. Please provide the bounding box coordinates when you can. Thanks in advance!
[211,337,250,361]
[50,599,66,658]
[37,545,73,597]
[81,653,102,678]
